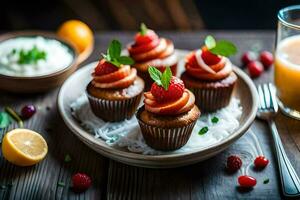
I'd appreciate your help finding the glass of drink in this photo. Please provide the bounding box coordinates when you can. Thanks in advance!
[275,5,300,119]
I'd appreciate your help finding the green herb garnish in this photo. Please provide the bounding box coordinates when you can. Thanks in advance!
[0,112,11,128]
[198,127,208,135]
[263,179,269,184]
[148,66,172,90]
[211,116,219,124]
[64,154,72,163]
[57,182,65,187]
[5,107,23,128]
[204,35,237,57]
[102,40,134,67]
[140,23,148,35]
[16,46,47,64]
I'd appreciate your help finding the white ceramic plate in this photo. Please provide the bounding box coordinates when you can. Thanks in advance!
[58,50,258,168]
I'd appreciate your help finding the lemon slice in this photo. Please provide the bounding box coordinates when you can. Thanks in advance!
[2,129,48,166]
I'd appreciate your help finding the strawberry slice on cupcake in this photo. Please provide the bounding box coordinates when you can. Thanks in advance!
[136,66,200,151]
[86,40,145,122]
[181,35,238,112]
[127,23,178,90]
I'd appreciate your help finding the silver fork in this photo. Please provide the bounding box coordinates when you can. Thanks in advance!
[257,83,300,197]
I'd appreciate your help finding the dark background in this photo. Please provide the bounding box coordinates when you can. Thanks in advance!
[1,0,299,31]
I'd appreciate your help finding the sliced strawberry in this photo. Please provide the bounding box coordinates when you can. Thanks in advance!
[128,38,160,55]
[94,59,118,76]
[145,90,189,115]
[150,76,185,103]
[176,90,195,114]
[92,68,137,89]
[144,92,155,100]
[185,57,226,74]
[93,65,130,83]
[201,46,222,65]
[186,52,199,68]
[134,30,158,45]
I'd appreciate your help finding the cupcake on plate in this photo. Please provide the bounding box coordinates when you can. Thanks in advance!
[127,23,178,89]
[87,40,144,122]
[136,66,200,151]
[181,35,238,112]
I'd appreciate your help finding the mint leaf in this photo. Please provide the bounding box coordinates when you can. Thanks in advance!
[140,23,148,36]
[205,35,216,50]
[148,66,162,86]
[209,40,237,57]
[0,112,11,128]
[198,127,208,135]
[211,116,219,124]
[161,67,172,90]
[118,56,135,65]
[263,179,269,184]
[108,40,121,60]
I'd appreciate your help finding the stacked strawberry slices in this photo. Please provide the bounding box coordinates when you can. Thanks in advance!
[136,66,200,151]
[128,23,178,88]
[86,40,144,122]
[181,35,238,112]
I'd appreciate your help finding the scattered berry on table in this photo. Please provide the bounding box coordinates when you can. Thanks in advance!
[72,173,92,193]
[259,51,273,69]
[21,105,36,119]
[241,51,256,66]
[238,175,257,188]
[247,61,264,78]
[254,155,269,168]
[226,155,242,172]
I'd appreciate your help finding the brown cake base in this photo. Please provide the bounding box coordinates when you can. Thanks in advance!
[181,72,237,113]
[86,77,144,122]
[136,105,200,151]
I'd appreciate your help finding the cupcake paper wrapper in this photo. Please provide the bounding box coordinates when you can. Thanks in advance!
[190,83,235,113]
[137,117,197,151]
[86,92,142,122]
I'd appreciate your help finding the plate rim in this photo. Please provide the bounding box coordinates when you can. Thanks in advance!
[58,50,258,163]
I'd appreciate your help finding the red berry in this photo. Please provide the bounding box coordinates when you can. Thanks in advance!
[247,61,264,78]
[151,76,185,103]
[201,47,222,65]
[21,105,36,119]
[95,60,118,76]
[254,155,269,168]
[259,51,273,69]
[227,155,242,172]
[72,173,92,193]
[241,51,256,66]
[135,30,158,45]
[238,175,257,188]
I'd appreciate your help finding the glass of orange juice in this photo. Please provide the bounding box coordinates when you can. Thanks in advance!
[275,5,300,119]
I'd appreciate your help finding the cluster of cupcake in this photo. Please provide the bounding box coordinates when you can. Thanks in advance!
[86,24,238,151]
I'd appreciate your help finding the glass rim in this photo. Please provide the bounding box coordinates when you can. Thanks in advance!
[278,5,300,30]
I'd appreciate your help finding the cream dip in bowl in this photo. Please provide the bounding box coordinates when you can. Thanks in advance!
[0,32,79,93]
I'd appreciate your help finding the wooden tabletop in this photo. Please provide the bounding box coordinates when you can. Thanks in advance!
[1,31,299,200]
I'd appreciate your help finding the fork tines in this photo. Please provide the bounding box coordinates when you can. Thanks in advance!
[257,83,278,112]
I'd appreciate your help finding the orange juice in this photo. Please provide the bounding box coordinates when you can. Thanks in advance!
[275,35,300,111]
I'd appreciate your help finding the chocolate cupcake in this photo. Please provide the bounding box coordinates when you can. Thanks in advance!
[127,23,178,90]
[86,40,144,122]
[181,35,238,112]
[136,66,200,151]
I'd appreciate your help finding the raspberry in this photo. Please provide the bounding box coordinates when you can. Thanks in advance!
[259,51,273,69]
[150,76,185,103]
[227,155,242,172]
[254,155,269,168]
[201,47,222,65]
[247,61,264,78]
[95,59,118,76]
[72,173,92,193]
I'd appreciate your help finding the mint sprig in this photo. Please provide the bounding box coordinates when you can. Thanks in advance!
[148,66,172,90]
[140,23,148,36]
[204,35,237,57]
[198,127,208,135]
[102,40,134,67]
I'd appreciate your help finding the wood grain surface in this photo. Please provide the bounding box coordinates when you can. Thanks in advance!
[0,31,297,200]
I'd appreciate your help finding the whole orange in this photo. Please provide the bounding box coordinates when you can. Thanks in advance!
[57,20,94,53]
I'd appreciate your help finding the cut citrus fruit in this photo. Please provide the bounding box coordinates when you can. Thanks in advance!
[57,20,94,53]
[2,129,48,166]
